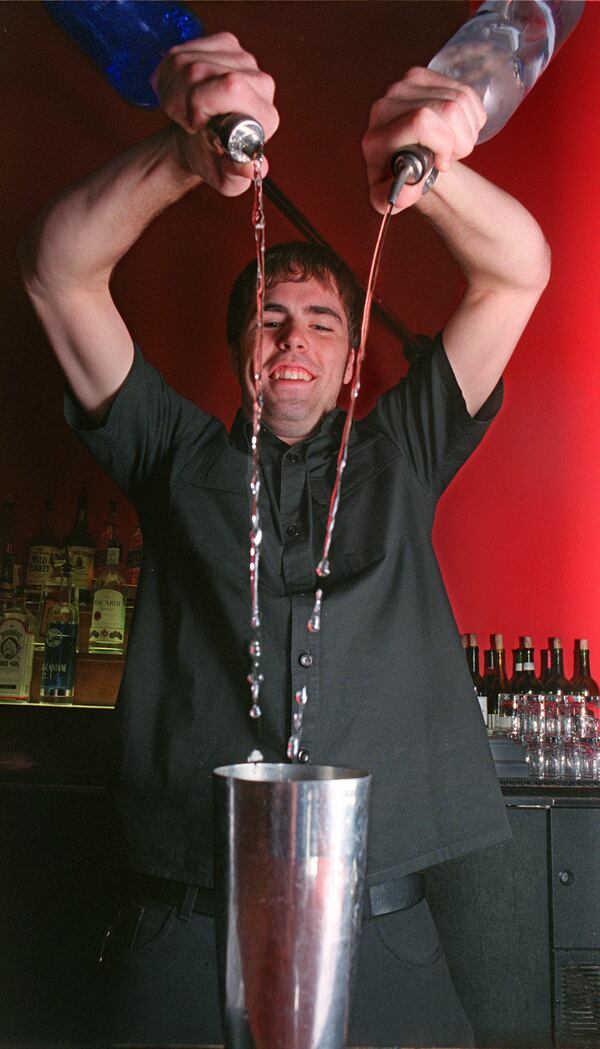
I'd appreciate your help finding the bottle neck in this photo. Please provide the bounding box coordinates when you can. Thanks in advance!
[467,645,480,677]
[551,647,564,675]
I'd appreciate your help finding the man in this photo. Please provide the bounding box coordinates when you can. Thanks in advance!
[21,31,550,1049]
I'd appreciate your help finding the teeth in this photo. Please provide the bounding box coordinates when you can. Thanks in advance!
[273,368,312,381]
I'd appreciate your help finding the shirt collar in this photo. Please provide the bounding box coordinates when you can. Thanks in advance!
[230,407,345,463]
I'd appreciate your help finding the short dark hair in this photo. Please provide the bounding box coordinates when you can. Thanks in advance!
[227,241,364,350]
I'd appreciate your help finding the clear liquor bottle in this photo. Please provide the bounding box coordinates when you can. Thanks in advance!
[0,566,36,701]
[40,555,78,702]
[64,490,96,605]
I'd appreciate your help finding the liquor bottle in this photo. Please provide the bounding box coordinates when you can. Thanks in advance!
[544,637,570,696]
[40,554,78,701]
[570,640,600,698]
[42,1,264,159]
[64,490,96,603]
[0,497,17,601]
[88,545,127,656]
[96,496,122,573]
[518,636,542,695]
[43,1,205,107]
[428,1,584,144]
[25,496,60,591]
[0,566,36,701]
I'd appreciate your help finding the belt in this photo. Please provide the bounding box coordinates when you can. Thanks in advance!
[119,870,425,920]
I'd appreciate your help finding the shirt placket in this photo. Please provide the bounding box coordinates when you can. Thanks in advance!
[280,447,320,764]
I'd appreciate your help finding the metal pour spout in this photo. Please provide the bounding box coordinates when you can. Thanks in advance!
[210,113,265,162]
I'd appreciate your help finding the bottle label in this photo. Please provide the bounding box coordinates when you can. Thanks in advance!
[41,622,77,692]
[0,616,34,698]
[26,544,58,587]
[89,589,125,650]
[66,545,95,590]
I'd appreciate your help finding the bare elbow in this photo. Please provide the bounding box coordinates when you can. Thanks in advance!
[534,236,552,295]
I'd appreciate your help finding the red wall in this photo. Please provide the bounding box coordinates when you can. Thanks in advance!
[3,1,599,677]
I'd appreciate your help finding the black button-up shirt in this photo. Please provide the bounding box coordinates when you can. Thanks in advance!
[66,335,510,888]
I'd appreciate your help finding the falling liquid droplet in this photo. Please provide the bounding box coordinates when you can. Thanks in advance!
[249,703,262,720]
[308,589,323,633]
[247,749,264,763]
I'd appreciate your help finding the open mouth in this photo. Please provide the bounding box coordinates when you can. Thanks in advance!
[269,366,315,382]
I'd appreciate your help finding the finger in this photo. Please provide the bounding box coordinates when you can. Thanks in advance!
[154,51,264,119]
[388,66,487,133]
[183,71,279,140]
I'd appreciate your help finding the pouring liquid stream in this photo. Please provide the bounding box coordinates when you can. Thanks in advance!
[246,158,266,753]
[307,201,395,633]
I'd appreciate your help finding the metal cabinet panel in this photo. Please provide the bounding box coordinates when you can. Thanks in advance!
[551,809,600,950]
[426,805,552,1049]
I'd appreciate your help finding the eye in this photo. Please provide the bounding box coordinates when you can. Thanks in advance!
[312,323,334,332]
[263,319,282,329]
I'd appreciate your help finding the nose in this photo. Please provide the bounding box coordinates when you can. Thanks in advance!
[276,318,306,352]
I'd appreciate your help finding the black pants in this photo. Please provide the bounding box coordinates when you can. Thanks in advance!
[91,882,474,1048]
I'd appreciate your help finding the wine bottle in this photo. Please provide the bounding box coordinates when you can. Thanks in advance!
[570,640,599,698]
[462,632,487,724]
[518,635,542,695]
[544,637,570,696]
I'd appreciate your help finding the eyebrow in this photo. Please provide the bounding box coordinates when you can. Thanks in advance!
[263,302,344,325]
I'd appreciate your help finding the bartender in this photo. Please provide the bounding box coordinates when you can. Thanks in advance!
[20,31,550,1048]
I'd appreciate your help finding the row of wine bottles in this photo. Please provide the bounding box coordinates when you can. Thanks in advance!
[461,633,599,727]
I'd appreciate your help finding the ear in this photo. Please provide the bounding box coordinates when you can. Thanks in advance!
[343,348,356,385]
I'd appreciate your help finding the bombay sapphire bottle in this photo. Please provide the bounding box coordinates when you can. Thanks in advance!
[43,1,205,107]
[40,554,79,702]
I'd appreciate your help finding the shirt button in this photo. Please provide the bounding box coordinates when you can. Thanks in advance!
[299,652,313,668]
[287,453,300,464]
[298,748,310,764]
[286,524,301,538]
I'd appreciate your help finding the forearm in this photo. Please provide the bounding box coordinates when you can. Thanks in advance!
[415,160,551,296]
[21,125,201,295]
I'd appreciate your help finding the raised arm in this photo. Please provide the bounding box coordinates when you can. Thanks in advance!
[362,67,551,416]
[20,32,278,423]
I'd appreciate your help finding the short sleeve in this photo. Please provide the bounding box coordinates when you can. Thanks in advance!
[64,344,221,505]
[366,332,503,497]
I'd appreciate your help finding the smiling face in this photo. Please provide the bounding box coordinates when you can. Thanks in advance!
[233,276,356,444]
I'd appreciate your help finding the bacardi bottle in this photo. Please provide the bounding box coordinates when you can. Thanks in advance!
[89,545,127,655]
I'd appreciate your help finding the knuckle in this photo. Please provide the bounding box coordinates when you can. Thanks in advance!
[212,30,240,49]
[404,66,427,83]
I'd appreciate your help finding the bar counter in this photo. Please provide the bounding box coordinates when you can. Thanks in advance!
[3,701,600,1048]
